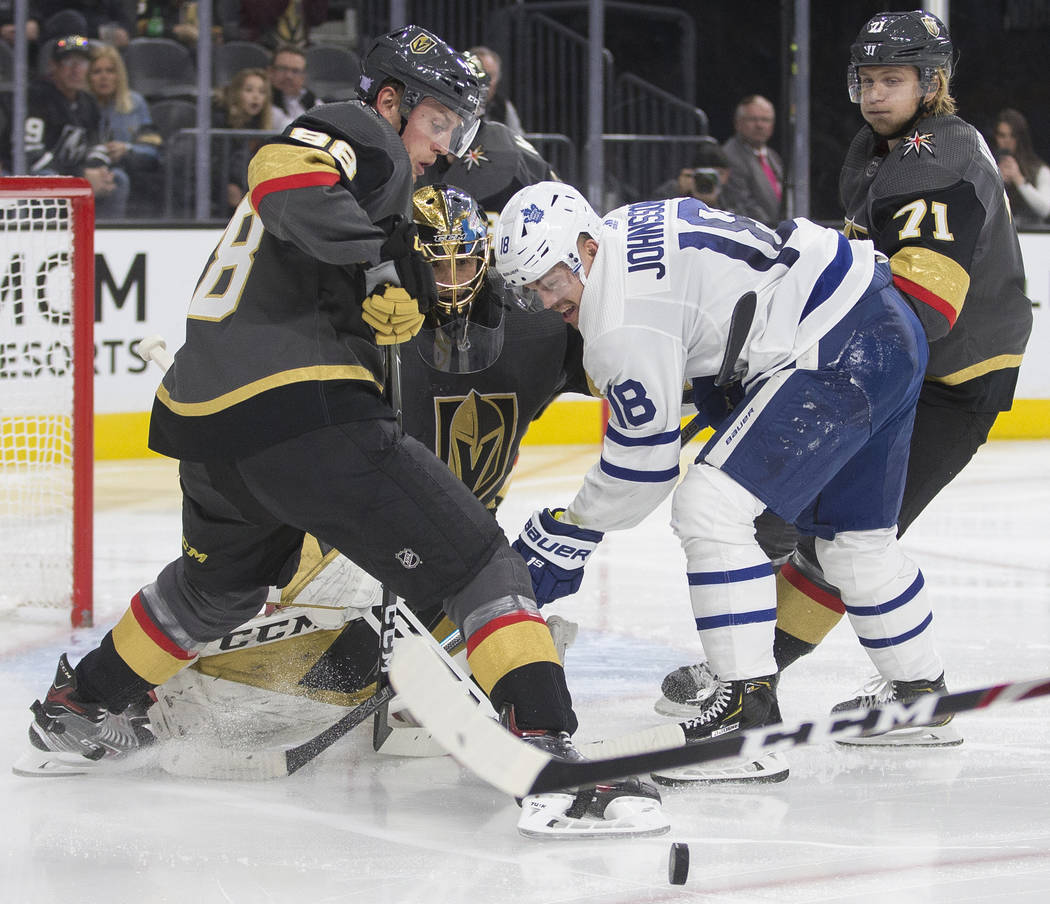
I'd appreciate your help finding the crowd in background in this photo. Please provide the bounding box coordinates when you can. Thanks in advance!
[2,2,1048,227]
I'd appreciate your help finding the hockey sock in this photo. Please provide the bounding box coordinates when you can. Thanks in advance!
[75,633,156,713]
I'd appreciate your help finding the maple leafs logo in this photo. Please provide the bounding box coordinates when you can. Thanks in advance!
[901,130,936,158]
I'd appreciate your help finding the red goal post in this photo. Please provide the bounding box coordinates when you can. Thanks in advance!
[0,177,94,627]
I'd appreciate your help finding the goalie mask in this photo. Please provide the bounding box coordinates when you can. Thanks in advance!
[493,181,602,312]
[413,184,505,374]
[358,25,483,158]
[848,10,953,103]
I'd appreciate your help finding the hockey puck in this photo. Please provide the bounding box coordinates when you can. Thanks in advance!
[668,841,689,885]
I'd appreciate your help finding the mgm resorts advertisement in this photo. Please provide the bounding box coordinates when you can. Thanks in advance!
[3,226,1049,458]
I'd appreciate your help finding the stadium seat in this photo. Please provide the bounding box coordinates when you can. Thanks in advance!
[213,41,270,87]
[149,98,198,139]
[125,38,197,100]
[304,45,360,101]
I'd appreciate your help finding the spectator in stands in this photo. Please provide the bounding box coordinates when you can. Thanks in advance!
[219,0,328,50]
[722,94,783,226]
[136,1,203,49]
[88,42,163,218]
[994,108,1050,227]
[40,1,132,48]
[652,138,742,212]
[1,1,42,51]
[212,67,274,213]
[468,46,523,137]
[268,43,317,131]
[0,35,128,217]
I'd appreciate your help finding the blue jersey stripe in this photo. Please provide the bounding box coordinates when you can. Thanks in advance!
[598,458,679,483]
[696,607,777,630]
[845,573,925,618]
[687,562,774,585]
[858,611,933,649]
[605,424,681,447]
[800,232,853,322]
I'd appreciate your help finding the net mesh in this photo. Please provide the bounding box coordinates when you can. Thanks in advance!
[0,195,77,612]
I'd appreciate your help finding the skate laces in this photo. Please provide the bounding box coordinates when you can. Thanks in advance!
[849,674,892,708]
[682,679,733,728]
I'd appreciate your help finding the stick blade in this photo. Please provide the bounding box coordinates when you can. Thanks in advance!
[389,635,549,797]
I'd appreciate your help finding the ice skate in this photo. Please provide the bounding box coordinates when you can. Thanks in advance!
[651,674,789,785]
[654,660,719,718]
[13,655,154,776]
[833,673,962,747]
[503,706,669,839]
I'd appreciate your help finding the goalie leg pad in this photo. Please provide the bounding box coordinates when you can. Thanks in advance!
[650,751,790,786]
[517,778,670,840]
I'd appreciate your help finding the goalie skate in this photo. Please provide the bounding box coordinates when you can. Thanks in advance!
[832,674,963,747]
[14,655,154,777]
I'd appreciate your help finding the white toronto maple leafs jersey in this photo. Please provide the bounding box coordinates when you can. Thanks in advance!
[564,198,877,531]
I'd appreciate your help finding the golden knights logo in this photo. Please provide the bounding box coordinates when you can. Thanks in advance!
[920,14,941,37]
[409,34,437,54]
[901,130,936,158]
[435,390,518,505]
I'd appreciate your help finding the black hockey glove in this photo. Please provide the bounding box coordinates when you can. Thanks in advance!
[374,215,439,315]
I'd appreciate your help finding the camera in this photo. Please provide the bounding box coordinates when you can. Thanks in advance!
[693,167,720,195]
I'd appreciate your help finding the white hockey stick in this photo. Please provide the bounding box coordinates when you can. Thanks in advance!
[390,635,1050,798]
[136,334,175,372]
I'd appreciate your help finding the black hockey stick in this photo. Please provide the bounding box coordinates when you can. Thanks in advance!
[390,634,1050,798]
[373,343,404,751]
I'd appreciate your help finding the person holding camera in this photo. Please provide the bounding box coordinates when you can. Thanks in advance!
[652,139,741,212]
[994,108,1050,227]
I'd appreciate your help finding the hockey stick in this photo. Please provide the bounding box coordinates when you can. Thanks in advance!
[390,634,1050,798]
[373,343,403,751]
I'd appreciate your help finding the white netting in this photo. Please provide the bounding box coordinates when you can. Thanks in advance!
[0,194,78,612]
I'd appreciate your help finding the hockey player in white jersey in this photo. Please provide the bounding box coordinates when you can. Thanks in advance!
[494,182,947,784]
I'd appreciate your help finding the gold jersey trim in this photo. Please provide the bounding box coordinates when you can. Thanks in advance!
[927,354,1026,385]
[156,365,380,416]
[889,245,969,319]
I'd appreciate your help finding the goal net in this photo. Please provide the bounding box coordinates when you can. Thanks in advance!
[0,178,94,627]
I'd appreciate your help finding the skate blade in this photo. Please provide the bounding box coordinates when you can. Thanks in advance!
[517,793,670,840]
[651,751,789,786]
[836,722,963,747]
[12,748,103,777]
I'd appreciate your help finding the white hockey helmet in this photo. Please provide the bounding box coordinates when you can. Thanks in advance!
[494,181,602,310]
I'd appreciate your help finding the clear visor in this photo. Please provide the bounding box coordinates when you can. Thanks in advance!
[848,64,938,104]
[410,98,480,157]
[510,263,580,313]
[416,305,505,374]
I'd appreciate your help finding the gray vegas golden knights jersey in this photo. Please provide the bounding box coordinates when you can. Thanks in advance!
[417,120,556,222]
[402,278,590,510]
[149,101,412,462]
[839,114,1032,411]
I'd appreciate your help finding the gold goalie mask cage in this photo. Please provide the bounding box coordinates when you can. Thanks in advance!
[413,184,504,374]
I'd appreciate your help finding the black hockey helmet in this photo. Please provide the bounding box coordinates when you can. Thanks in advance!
[847,10,953,103]
[358,25,483,156]
[412,184,504,374]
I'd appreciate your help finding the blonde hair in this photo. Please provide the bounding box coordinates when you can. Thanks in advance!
[89,43,133,115]
[222,68,274,130]
[927,68,957,117]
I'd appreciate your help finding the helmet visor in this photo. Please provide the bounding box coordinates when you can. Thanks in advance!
[509,263,580,313]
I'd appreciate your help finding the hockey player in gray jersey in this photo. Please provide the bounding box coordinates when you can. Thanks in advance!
[657,10,1033,748]
[495,181,943,784]
[16,27,611,802]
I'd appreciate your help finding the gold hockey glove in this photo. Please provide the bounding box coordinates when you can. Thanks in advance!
[362,285,426,345]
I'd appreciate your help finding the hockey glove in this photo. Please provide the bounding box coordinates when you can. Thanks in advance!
[512,508,604,607]
[690,376,742,430]
[362,285,426,345]
[374,214,439,315]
